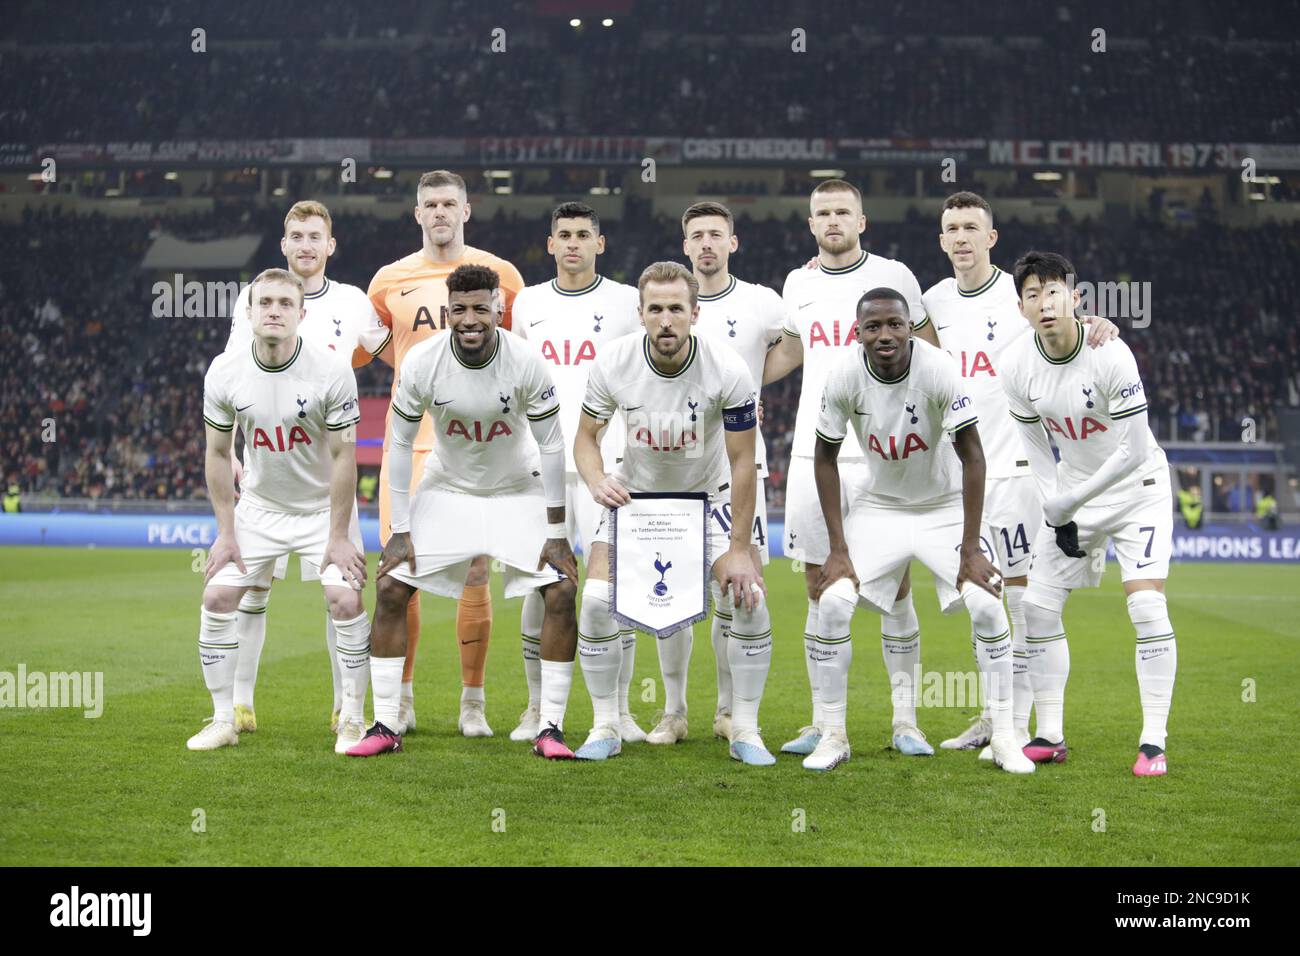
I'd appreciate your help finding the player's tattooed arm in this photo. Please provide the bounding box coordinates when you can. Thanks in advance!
[539,505,579,585]
[762,332,803,385]
[953,424,1001,598]
[721,417,765,610]
[813,435,859,596]
[576,411,630,507]
[1081,314,1120,348]
[323,429,366,587]
[204,422,246,581]
[376,532,415,579]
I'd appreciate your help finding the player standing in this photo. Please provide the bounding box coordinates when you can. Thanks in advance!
[192,269,369,754]
[1000,252,1176,777]
[222,201,390,740]
[348,265,580,759]
[762,179,940,757]
[681,201,784,744]
[573,262,772,764]
[809,288,1034,775]
[510,202,645,744]
[922,192,1117,755]
[364,170,526,737]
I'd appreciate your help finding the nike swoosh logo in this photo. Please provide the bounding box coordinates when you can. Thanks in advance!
[936,324,949,331]
[201,661,217,667]
[400,288,416,296]
[625,404,644,411]
[1006,556,1027,568]
[235,404,254,412]
[530,318,549,326]
[459,639,481,645]
[345,663,366,669]
[434,399,453,406]
[798,301,816,310]
[853,409,870,416]
[1028,396,1042,404]
[1136,560,1157,568]
[745,648,768,657]
[989,649,1010,660]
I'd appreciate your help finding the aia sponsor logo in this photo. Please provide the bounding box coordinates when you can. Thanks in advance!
[807,320,857,348]
[867,432,929,460]
[1045,417,1107,440]
[541,339,597,365]
[251,425,311,451]
[958,350,996,377]
[446,420,513,442]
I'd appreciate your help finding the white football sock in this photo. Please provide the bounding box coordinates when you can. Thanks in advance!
[1024,584,1070,744]
[460,685,484,705]
[539,659,573,732]
[962,582,1013,740]
[711,581,734,715]
[401,679,413,703]
[232,588,269,711]
[371,657,404,730]
[1006,584,1032,735]
[618,629,636,715]
[323,612,342,714]
[332,611,371,722]
[199,607,240,724]
[726,595,771,736]
[816,577,857,735]
[578,580,622,728]
[520,589,544,710]
[656,625,693,717]
[804,598,823,728]
[1129,590,1177,750]
[880,590,920,727]
[971,625,991,721]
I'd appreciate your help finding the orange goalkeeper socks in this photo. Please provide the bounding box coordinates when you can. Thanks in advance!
[457,583,492,688]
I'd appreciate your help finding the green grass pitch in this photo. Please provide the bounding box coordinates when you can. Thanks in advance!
[1,546,1296,866]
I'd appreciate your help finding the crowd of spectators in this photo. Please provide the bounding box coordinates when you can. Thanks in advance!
[3,203,1296,507]
[1,11,1296,142]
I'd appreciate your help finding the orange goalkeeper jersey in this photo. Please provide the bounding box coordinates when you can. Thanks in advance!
[366,247,525,453]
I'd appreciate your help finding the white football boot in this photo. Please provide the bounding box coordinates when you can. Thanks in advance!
[510,704,541,743]
[187,718,238,751]
[646,711,688,745]
[458,699,494,737]
[802,731,851,772]
[989,734,1036,774]
[940,716,991,750]
[619,711,648,743]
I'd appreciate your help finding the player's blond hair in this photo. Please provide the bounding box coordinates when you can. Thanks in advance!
[417,169,468,199]
[249,267,305,307]
[810,178,862,210]
[637,261,699,306]
[283,200,333,236]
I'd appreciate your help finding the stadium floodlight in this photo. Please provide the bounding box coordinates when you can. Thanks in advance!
[272,186,287,197]
[602,18,614,26]
[1248,191,1266,200]
[494,186,513,194]
[164,171,179,181]
[372,167,395,179]
[1033,171,1064,181]
[810,169,847,178]
[570,18,581,27]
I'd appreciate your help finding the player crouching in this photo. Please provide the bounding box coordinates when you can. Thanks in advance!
[347,265,580,758]
[191,268,370,754]
[809,288,1034,774]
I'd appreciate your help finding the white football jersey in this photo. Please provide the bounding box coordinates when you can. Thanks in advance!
[816,338,976,509]
[513,275,641,472]
[782,251,929,459]
[582,333,757,494]
[392,329,560,496]
[203,337,360,515]
[924,267,1033,479]
[1001,321,1166,505]
[225,276,391,362]
[695,274,785,476]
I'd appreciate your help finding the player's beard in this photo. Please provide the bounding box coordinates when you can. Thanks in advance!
[817,232,856,256]
[694,257,722,277]
[649,330,688,362]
